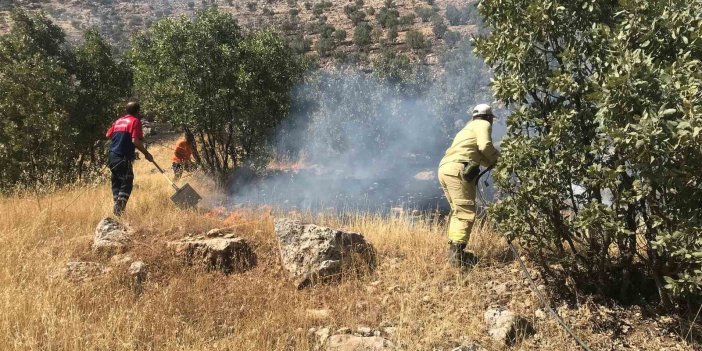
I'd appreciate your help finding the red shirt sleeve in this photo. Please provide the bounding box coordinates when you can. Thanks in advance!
[106,123,114,138]
[130,118,144,140]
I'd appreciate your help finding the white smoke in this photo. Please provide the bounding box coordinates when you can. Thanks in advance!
[231,47,505,213]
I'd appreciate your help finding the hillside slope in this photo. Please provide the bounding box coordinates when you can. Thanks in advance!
[2,0,479,66]
[0,133,695,350]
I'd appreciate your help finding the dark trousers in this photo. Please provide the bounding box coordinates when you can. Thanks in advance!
[109,153,134,215]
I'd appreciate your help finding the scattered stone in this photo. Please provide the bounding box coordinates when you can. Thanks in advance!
[315,327,331,345]
[484,307,534,346]
[129,261,148,285]
[534,309,547,319]
[93,217,131,256]
[306,308,332,320]
[382,327,397,337]
[205,228,234,238]
[451,341,486,351]
[168,237,256,273]
[356,326,373,336]
[336,327,352,335]
[51,262,110,282]
[274,218,376,289]
[326,335,394,351]
[110,253,134,266]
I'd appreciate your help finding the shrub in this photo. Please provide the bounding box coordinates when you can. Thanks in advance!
[332,29,347,42]
[376,7,399,28]
[399,14,415,26]
[443,30,461,47]
[431,14,446,38]
[405,29,426,50]
[475,0,702,304]
[415,7,435,22]
[289,34,312,53]
[353,22,372,48]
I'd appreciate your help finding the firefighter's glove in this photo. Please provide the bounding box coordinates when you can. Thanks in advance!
[461,162,481,183]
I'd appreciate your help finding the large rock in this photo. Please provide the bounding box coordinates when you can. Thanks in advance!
[484,307,534,346]
[93,217,131,256]
[326,335,394,351]
[51,262,110,282]
[274,218,376,289]
[168,237,256,273]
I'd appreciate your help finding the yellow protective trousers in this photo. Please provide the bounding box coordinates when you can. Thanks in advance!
[438,162,476,244]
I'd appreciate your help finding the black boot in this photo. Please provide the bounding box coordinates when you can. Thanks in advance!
[113,198,127,217]
[448,242,477,269]
[448,242,466,268]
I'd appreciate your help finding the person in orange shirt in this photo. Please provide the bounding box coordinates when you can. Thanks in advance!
[171,136,193,181]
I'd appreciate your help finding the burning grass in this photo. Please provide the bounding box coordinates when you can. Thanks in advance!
[0,143,696,350]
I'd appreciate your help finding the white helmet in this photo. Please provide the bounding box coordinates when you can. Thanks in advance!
[471,103,493,118]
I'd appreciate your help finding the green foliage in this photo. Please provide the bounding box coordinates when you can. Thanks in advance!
[289,34,311,54]
[443,30,461,47]
[405,29,426,51]
[399,14,415,27]
[130,9,305,183]
[446,3,477,26]
[475,0,702,303]
[353,22,372,49]
[415,6,436,22]
[0,10,130,190]
[376,6,399,29]
[431,14,447,38]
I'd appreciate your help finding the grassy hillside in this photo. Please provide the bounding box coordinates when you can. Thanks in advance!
[0,134,694,350]
[1,0,478,66]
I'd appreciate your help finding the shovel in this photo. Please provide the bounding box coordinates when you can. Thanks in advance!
[151,161,202,208]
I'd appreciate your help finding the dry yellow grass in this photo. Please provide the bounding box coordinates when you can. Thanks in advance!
[0,140,694,351]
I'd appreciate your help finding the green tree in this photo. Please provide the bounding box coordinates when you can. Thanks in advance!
[475,0,702,304]
[130,9,305,184]
[431,14,447,38]
[0,11,129,190]
[405,30,426,51]
[353,22,372,49]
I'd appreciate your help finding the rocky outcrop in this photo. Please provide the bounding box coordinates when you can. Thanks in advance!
[274,218,376,289]
[168,237,256,273]
[51,261,110,282]
[93,217,131,256]
[326,335,395,351]
[484,307,534,346]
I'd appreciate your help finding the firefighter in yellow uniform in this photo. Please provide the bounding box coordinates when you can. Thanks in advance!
[438,104,499,268]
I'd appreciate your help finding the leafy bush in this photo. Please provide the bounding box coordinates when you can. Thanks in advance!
[399,14,415,26]
[289,34,311,54]
[353,22,372,49]
[415,7,435,22]
[476,0,702,304]
[443,30,461,47]
[332,29,347,42]
[130,9,305,183]
[405,30,426,50]
[0,11,131,190]
[431,14,446,38]
[376,7,399,28]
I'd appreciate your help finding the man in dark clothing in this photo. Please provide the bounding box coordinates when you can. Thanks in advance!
[106,101,154,216]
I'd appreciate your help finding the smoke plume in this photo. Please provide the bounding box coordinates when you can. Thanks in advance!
[231,48,505,214]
